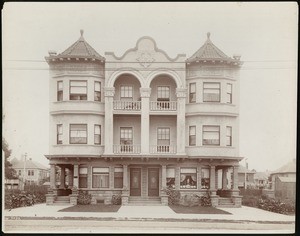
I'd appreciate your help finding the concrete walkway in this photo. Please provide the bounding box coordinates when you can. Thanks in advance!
[3,203,295,223]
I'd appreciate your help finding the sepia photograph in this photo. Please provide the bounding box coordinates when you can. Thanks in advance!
[2,2,297,234]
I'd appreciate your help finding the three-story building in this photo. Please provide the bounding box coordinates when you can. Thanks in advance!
[45,30,243,207]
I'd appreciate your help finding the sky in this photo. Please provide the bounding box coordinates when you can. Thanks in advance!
[2,2,298,172]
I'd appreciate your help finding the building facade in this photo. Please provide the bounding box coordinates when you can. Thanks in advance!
[45,30,243,207]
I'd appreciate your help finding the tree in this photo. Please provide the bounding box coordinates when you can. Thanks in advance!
[2,137,17,179]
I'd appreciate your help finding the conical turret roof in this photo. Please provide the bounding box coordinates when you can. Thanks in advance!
[187,32,241,65]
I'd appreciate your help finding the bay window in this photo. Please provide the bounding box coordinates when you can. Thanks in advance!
[57,81,63,101]
[226,126,232,146]
[94,81,101,101]
[189,126,196,146]
[57,124,63,144]
[94,125,101,145]
[226,83,232,104]
[189,83,196,103]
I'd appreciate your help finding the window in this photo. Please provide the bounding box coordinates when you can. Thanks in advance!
[120,85,133,100]
[79,167,88,188]
[166,167,175,188]
[226,126,232,146]
[201,168,210,189]
[114,167,123,188]
[203,82,220,102]
[180,168,197,189]
[57,81,63,101]
[94,125,101,145]
[189,126,196,146]
[28,170,34,176]
[70,124,87,144]
[203,126,220,145]
[189,83,196,103]
[94,81,101,101]
[69,81,87,100]
[120,127,133,152]
[92,167,109,188]
[226,83,232,104]
[57,124,63,144]
[157,86,170,101]
[18,170,22,176]
[157,128,170,152]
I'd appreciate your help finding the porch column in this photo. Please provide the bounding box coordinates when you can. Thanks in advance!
[209,165,216,195]
[233,165,239,190]
[50,164,56,189]
[123,165,128,189]
[60,165,66,189]
[161,165,167,189]
[68,167,74,188]
[222,167,228,189]
[73,164,79,188]
[140,88,151,154]
[197,166,202,190]
[176,88,186,155]
[104,87,115,154]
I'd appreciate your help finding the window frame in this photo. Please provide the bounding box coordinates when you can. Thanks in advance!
[120,127,133,145]
[157,86,170,101]
[94,125,101,145]
[226,126,232,146]
[166,167,175,189]
[157,127,170,145]
[189,126,196,146]
[203,82,221,102]
[57,124,63,145]
[189,83,196,103]
[201,168,210,189]
[94,81,101,102]
[69,124,88,144]
[120,85,133,100]
[79,167,88,188]
[92,167,110,188]
[69,80,87,101]
[226,83,233,104]
[57,81,63,101]
[114,167,123,189]
[180,167,197,189]
[202,125,220,146]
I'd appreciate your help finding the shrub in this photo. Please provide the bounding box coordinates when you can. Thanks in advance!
[242,195,259,207]
[5,191,35,209]
[112,194,122,205]
[180,194,200,207]
[258,197,295,215]
[199,193,211,207]
[77,190,92,205]
[165,187,180,205]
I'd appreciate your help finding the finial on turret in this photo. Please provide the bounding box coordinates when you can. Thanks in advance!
[207,32,211,39]
[80,29,84,36]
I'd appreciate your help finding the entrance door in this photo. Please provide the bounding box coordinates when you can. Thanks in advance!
[148,168,159,196]
[130,168,141,196]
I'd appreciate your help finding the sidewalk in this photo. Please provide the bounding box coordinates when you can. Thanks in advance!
[3,203,295,223]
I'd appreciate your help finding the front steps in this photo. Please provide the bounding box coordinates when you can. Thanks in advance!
[53,195,71,205]
[128,196,162,205]
[218,197,236,207]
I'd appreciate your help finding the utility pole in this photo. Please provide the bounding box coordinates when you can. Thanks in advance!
[22,152,27,190]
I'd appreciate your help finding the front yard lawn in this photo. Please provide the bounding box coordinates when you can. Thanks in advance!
[58,204,121,212]
[169,205,231,214]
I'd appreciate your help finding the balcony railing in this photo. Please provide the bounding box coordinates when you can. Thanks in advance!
[113,145,141,154]
[150,101,177,111]
[113,101,141,110]
[150,145,177,154]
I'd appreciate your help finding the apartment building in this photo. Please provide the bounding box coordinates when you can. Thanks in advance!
[45,30,243,207]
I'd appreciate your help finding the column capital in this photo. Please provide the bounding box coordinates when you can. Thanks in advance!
[176,88,187,98]
[104,87,115,97]
[209,165,216,169]
[140,88,151,98]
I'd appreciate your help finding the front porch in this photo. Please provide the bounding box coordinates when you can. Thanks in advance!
[45,157,242,207]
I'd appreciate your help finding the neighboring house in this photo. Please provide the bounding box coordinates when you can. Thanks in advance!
[11,157,50,185]
[237,165,255,189]
[45,31,244,207]
[254,171,270,189]
[270,159,296,200]
[4,179,20,190]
